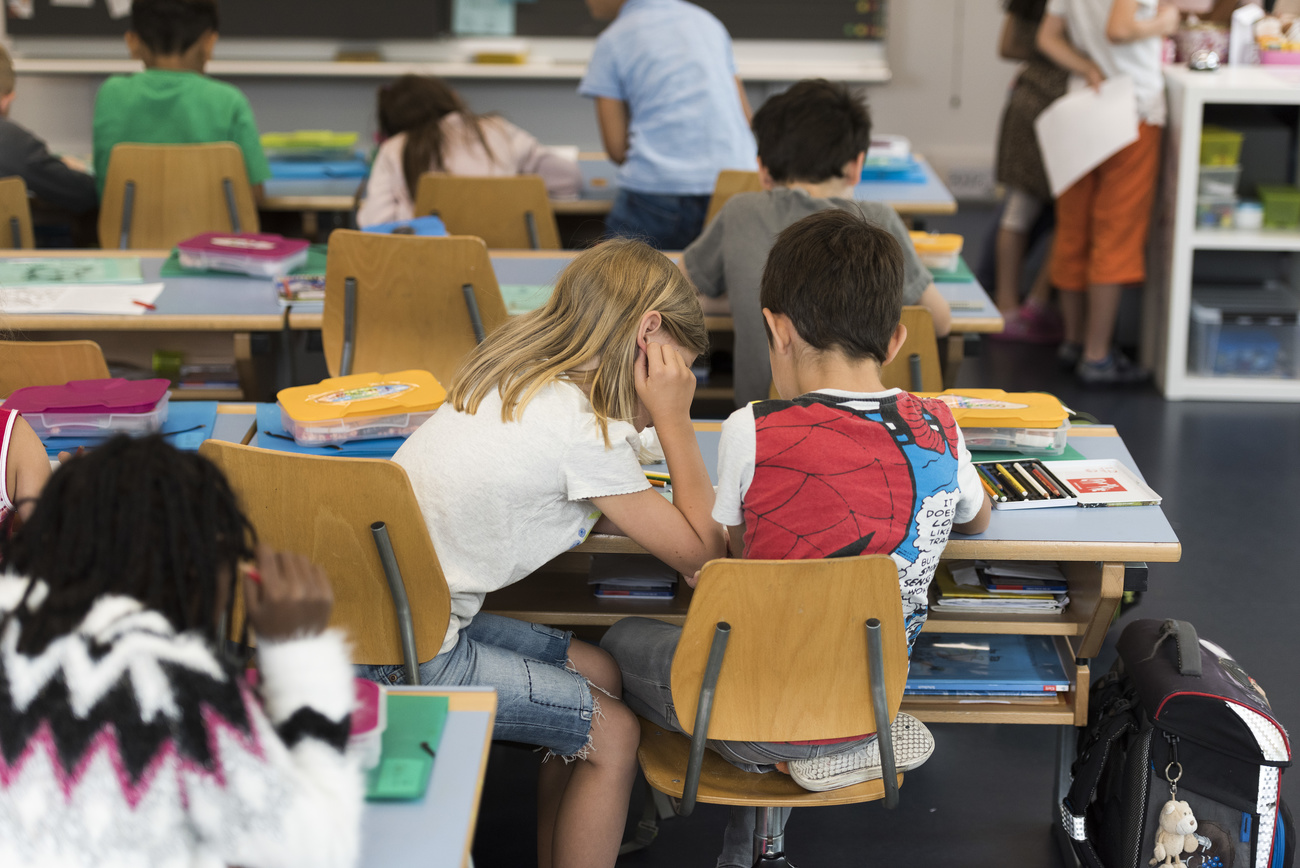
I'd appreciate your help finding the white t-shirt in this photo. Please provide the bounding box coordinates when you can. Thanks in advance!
[394,380,650,654]
[1045,0,1166,126]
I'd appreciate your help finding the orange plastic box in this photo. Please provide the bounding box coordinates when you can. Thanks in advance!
[915,389,1070,456]
[277,370,446,446]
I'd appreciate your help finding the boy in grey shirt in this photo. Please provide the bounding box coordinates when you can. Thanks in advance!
[685,79,950,406]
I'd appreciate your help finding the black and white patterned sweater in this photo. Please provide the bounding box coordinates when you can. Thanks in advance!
[0,576,363,867]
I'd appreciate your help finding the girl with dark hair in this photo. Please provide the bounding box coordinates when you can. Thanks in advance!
[0,436,362,867]
[357,74,581,227]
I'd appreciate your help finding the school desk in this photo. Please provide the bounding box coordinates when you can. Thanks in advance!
[482,423,1181,729]
[0,250,287,400]
[359,687,497,868]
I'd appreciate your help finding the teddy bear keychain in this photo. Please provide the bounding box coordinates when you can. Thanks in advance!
[1151,760,1200,868]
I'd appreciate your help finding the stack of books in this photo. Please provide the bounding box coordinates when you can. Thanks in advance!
[930,561,1069,615]
[905,633,1072,698]
[588,554,677,599]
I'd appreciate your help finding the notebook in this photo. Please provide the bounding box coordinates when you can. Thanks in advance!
[365,694,450,802]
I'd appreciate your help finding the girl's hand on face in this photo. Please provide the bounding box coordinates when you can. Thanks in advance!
[634,340,696,427]
[243,544,334,641]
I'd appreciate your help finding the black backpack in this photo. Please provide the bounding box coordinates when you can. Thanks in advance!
[1062,619,1293,868]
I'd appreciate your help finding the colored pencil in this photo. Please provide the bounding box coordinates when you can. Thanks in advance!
[975,464,1008,501]
[994,463,1030,500]
[1029,463,1066,498]
[1014,462,1049,499]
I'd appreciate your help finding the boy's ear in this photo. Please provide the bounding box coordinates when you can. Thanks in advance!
[756,157,776,191]
[0,92,15,116]
[843,151,867,184]
[636,310,663,355]
[125,31,146,61]
[880,322,908,367]
[199,30,219,60]
[762,308,795,354]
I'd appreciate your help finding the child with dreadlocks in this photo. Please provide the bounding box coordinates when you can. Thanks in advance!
[0,436,363,867]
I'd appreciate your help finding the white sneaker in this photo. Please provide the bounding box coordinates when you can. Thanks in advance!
[787,713,935,792]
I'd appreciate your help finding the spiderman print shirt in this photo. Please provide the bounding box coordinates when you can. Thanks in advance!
[713,389,985,648]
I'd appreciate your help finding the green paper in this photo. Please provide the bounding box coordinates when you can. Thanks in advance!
[0,257,143,285]
[969,443,1086,463]
[927,256,976,283]
[365,694,450,802]
[500,283,553,316]
[159,244,328,279]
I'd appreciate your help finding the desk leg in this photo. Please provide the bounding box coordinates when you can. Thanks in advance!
[943,333,965,388]
[1071,562,1125,660]
[233,332,257,399]
[302,210,320,242]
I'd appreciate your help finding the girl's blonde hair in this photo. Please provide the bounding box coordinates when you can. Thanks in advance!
[449,238,708,440]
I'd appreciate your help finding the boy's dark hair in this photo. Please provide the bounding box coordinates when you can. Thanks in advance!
[751,79,872,185]
[1,435,254,656]
[131,0,219,56]
[760,209,903,365]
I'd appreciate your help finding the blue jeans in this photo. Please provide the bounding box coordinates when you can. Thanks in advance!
[601,617,872,868]
[357,613,596,758]
[605,189,711,250]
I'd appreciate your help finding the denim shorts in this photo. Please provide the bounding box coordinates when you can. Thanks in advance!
[605,189,711,251]
[357,613,596,758]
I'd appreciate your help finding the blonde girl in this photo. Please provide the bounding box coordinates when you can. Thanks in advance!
[375,239,726,868]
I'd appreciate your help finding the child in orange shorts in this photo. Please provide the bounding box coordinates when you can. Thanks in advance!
[1037,0,1181,385]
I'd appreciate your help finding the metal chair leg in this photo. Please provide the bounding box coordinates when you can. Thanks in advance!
[679,621,730,817]
[223,177,242,233]
[118,180,135,249]
[908,352,922,391]
[866,618,899,808]
[371,521,420,685]
[340,276,357,375]
[9,216,20,249]
[524,211,540,249]
[753,806,796,867]
[462,283,487,344]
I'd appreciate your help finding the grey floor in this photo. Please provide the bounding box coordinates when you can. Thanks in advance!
[468,207,1300,867]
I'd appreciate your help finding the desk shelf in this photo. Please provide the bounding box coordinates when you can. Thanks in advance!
[902,693,1077,726]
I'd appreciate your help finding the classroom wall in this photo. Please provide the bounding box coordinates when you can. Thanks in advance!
[8,0,1016,199]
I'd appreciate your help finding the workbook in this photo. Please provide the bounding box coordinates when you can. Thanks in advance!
[1046,459,1163,507]
[0,257,143,285]
[365,694,449,802]
[905,633,1072,695]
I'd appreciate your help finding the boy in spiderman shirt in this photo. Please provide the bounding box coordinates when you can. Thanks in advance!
[603,209,990,863]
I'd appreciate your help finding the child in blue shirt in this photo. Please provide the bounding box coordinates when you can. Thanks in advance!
[579,0,757,249]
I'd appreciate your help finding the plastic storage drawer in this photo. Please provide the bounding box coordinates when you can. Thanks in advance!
[1189,286,1299,378]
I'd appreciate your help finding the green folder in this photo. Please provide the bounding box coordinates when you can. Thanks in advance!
[927,256,976,283]
[969,444,1085,463]
[364,693,450,802]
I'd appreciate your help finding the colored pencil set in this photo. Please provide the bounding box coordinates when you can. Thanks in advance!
[974,459,1078,510]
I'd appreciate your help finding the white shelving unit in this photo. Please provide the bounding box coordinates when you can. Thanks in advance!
[1156,65,1300,401]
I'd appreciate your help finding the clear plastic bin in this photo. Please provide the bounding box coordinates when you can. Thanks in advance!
[908,231,963,272]
[280,406,436,445]
[1198,165,1241,197]
[1197,194,1237,229]
[959,421,1070,457]
[21,393,170,439]
[1259,186,1300,229]
[1200,126,1244,166]
[1189,288,1299,378]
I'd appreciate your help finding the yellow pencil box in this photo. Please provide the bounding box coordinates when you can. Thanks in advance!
[277,370,446,446]
[909,231,964,272]
[915,389,1070,456]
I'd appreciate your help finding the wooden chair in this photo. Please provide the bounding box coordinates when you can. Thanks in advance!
[322,230,508,384]
[636,555,910,864]
[0,176,34,249]
[98,143,260,250]
[765,306,943,399]
[198,440,451,682]
[0,339,110,398]
[414,174,561,249]
[704,170,762,226]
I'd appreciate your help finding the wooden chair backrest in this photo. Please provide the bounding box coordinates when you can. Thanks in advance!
[704,170,762,225]
[198,440,451,666]
[670,555,908,743]
[414,174,561,249]
[98,143,260,249]
[0,339,110,398]
[881,306,943,392]
[322,230,508,382]
[0,176,34,249]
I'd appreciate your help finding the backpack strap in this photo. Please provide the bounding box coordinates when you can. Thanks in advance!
[1062,703,1140,868]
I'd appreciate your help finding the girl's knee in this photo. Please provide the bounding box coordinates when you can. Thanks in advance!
[589,695,640,761]
[569,639,623,698]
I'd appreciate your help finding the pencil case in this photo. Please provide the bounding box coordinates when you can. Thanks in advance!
[975,459,1078,510]
[5,378,170,439]
[177,232,311,278]
[277,370,446,446]
[918,389,1071,456]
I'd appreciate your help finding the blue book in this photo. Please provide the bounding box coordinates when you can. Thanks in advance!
[905,633,1071,694]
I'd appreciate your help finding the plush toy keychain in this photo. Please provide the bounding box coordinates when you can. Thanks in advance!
[1150,760,1199,868]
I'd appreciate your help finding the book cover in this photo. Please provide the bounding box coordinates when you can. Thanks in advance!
[906,633,1072,693]
[1047,459,1162,507]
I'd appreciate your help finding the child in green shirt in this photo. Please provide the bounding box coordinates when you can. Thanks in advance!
[92,0,270,198]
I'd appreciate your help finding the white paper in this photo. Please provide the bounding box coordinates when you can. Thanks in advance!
[1231,3,1265,65]
[105,0,132,18]
[0,282,164,315]
[452,0,516,37]
[50,0,95,7]
[1034,76,1140,198]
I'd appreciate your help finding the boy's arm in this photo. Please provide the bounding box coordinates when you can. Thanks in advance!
[734,77,753,124]
[595,98,630,165]
[1107,0,1180,43]
[918,283,952,338]
[953,492,992,535]
[950,422,992,535]
[1037,13,1105,87]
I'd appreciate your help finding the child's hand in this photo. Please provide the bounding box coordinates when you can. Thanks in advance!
[1083,62,1105,91]
[243,544,334,641]
[634,340,696,427]
[1154,4,1181,37]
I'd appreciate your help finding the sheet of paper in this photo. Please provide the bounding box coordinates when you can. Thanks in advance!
[0,282,163,315]
[51,0,95,7]
[1034,76,1139,198]
[0,257,143,285]
[452,0,516,36]
[105,0,132,17]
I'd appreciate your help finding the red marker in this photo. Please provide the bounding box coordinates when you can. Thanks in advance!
[133,299,157,311]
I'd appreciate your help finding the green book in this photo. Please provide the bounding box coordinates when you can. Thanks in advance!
[365,694,450,802]
[969,444,1086,463]
[499,283,553,316]
[0,257,144,285]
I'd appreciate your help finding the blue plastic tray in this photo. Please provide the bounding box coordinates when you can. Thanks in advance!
[42,400,218,456]
[254,403,406,458]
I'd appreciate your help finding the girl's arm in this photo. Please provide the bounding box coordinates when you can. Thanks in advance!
[1107,0,1180,43]
[590,342,726,576]
[8,416,50,522]
[594,97,630,165]
[1037,13,1105,88]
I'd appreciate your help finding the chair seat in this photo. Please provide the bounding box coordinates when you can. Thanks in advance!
[636,718,902,808]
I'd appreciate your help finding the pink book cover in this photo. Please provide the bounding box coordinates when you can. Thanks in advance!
[5,379,170,415]
[177,232,310,261]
